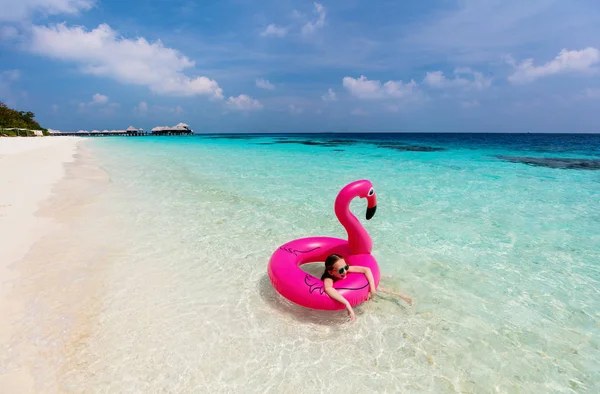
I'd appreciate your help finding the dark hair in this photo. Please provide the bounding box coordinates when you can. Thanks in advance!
[324,254,343,272]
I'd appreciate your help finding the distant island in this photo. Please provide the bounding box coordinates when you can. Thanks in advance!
[0,101,49,136]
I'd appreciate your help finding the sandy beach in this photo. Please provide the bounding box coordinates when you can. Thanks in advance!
[0,136,80,393]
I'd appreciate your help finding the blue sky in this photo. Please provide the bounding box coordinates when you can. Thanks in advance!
[1,0,599,133]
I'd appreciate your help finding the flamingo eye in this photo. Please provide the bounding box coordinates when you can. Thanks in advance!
[368,187,374,196]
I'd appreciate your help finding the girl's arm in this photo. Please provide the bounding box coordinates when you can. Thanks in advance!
[347,266,376,297]
[347,267,413,305]
[378,287,413,305]
[323,278,355,321]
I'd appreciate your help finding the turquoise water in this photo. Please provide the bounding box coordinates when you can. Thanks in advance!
[29,134,600,392]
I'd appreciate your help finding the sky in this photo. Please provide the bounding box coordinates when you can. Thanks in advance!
[1,0,599,133]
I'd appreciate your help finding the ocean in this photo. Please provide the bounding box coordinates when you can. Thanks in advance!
[5,133,600,393]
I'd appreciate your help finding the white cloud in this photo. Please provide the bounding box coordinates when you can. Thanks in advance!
[424,67,491,89]
[256,78,275,90]
[423,71,445,86]
[261,3,325,39]
[78,93,117,113]
[321,88,337,101]
[133,101,148,115]
[91,93,108,105]
[302,3,326,35]
[226,94,263,111]
[342,75,417,99]
[508,47,600,84]
[402,0,599,65]
[51,104,59,113]
[291,10,304,19]
[29,23,224,99]
[260,24,287,37]
[0,0,95,22]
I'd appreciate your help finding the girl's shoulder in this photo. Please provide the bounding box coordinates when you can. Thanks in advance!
[321,271,337,282]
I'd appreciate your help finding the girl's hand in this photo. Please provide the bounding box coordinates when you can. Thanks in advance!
[346,304,356,322]
[370,289,377,299]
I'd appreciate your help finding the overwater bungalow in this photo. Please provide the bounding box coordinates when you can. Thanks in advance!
[54,128,134,136]
[151,123,193,135]
[48,124,186,137]
[126,126,141,134]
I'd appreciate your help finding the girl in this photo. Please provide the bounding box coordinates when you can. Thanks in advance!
[322,254,413,321]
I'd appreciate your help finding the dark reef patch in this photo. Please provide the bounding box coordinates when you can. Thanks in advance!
[376,143,447,152]
[497,156,600,170]
[268,139,355,148]
[259,138,447,152]
[325,139,359,145]
[276,140,324,146]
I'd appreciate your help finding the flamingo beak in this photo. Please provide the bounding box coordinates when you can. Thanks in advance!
[366,194,377,220]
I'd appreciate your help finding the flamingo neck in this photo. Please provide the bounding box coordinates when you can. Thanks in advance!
[334,194,372,255]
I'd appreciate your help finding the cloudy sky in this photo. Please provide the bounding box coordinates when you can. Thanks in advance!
[1,0,599,133]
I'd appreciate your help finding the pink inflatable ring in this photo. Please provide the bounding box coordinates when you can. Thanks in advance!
[268,180,381,310]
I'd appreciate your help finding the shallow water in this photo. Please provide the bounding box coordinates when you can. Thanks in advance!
[5,133,600,393]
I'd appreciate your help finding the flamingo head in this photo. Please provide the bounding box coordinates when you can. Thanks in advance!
[365,184,377,220]
[354,180,377,220]
[335,179,378,221]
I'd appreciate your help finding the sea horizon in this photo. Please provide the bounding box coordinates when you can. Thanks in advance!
[192,131,600,135]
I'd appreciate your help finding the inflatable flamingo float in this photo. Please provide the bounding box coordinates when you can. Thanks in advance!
[268,180,381,310]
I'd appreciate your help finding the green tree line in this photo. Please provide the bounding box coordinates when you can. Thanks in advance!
[0,101,49,136]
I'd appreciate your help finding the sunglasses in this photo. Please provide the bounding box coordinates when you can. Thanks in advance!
[338,265,349,275]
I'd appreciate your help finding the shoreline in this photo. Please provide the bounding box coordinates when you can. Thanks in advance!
[0,137,81,393]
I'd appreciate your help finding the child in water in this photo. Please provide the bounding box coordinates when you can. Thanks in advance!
[322,254,413,321]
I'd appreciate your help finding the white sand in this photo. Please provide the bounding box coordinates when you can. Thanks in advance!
[0,136,81,393]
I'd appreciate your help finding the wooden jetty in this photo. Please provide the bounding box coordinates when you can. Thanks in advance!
[50,123,194,137]
[52,130,152,137]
